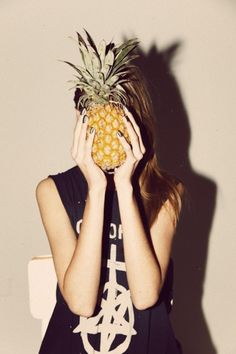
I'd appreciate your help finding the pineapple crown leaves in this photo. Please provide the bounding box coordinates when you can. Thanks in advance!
[58,29,140,107]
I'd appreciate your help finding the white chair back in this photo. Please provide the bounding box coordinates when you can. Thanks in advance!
[28,255,57,338]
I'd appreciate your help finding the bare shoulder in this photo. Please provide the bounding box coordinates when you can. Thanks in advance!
[35,177,60,205]
[36,176,56,195]
[35,174,77,243]
[162,178,185,218]
[35,176,67,227]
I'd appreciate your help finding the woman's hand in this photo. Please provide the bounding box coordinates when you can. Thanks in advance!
[71,108,107,190]
[114,106,146,187]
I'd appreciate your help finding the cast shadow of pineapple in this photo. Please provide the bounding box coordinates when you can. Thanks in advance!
[125,39,217,354]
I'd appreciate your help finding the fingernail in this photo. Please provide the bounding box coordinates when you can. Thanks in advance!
[82,108,86,115]
[90,127,94,133]
[83,115,87,123]
[117,130,123,137]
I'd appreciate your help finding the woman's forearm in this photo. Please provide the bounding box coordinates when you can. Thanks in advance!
[116,183,162,310]
[63,185,106,317]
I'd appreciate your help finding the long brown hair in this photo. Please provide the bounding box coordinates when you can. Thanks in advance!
[122,65,185,229]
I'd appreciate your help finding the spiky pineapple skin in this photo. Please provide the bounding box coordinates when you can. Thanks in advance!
[85,103,131,172]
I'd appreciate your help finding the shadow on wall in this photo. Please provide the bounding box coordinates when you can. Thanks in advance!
[134,41,217,354]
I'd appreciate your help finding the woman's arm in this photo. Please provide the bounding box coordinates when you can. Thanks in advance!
[116,180,184,310]
[36,177,106,317]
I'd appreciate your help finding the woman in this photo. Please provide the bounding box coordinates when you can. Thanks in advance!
[36,60,185,353]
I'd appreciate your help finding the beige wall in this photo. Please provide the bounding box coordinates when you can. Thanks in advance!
[0,0,235,353]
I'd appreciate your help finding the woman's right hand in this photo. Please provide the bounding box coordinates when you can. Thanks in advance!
[71,108,107,191]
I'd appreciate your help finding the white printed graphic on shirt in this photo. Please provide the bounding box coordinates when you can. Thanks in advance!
[72,240,137,354]
[76,220,123,240]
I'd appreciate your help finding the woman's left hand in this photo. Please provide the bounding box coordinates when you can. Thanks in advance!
[114,106,146,187]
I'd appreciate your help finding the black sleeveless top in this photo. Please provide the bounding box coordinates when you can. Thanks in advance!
[38,165,181,354]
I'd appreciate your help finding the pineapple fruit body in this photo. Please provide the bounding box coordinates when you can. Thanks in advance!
[85,103,131,172]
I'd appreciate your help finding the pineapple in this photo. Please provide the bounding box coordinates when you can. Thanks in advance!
[60,29,139,173]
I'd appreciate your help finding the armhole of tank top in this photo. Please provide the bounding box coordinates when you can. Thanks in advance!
[47,173,74,226]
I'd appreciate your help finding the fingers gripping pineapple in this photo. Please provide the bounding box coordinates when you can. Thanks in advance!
[60,29,139,174]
